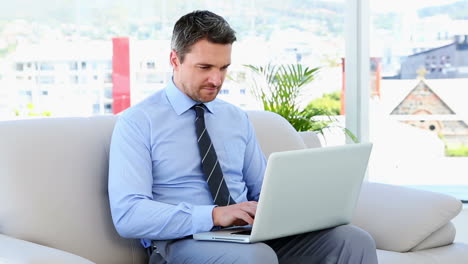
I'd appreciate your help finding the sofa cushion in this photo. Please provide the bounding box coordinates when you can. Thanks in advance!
[0,234,94,264]
[247,111,306,157]
[353,182,462,252]
[410,222,456,252]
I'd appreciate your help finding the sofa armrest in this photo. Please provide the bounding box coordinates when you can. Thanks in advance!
[0,234,94,264]
[352,182,462,252]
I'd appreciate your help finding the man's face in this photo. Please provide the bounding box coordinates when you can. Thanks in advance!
[170,38,232,103]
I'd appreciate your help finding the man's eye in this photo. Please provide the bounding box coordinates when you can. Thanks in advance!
[199,66,210,70]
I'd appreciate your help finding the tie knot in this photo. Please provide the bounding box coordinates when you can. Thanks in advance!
[192,104,205,118]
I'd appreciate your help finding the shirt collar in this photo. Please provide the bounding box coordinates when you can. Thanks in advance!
[165,78,215,115]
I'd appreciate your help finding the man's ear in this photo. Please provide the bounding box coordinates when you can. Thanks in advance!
[169,50,180,70]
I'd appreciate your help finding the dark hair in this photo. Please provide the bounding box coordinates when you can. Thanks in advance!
[171,10,236,62]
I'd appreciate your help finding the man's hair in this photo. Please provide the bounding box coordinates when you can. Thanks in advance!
[171,10,236,63]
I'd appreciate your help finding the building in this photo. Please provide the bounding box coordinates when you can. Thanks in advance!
[388,78,468,148]
[0,39,263,119]
[3,41,114,117]
[400,35,468,79]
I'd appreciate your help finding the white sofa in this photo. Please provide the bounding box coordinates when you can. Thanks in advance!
[0,110,467,264]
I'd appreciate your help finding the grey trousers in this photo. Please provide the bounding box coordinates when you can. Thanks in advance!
[149,225,378,264]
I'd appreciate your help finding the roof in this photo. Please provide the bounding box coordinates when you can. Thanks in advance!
[407,42,455,57]
[379,78,468,123]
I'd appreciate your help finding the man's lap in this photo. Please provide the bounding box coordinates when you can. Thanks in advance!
[154,238,278,264]
[151,224,377,264]
[266,225,377,264]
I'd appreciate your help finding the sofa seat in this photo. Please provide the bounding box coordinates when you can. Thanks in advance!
[377,244,468,264]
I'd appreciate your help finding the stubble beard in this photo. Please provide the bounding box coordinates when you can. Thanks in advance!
[195,84,222,103]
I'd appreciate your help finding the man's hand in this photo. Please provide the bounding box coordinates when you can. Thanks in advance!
[212,201,258,227]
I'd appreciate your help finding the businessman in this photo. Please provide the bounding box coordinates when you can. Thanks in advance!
[108,10,378,264]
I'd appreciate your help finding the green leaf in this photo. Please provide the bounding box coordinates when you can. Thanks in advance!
[344,128,359,143]
[243,63,357,144]
[244,63,322,132]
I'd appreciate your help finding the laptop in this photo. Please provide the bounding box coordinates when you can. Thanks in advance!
[193,143,373,243]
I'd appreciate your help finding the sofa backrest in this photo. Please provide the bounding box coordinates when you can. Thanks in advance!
[246,111,308,157]
[0,115,147,264]
[0,111,319,263]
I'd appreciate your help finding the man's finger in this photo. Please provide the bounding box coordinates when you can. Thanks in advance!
[236,211,254,225]
[238,202,257,217]
[243,205,257,217]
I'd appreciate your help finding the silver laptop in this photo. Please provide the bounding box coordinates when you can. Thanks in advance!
[193,143,373,243]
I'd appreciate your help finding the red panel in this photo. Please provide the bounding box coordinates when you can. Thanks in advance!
[112,37,131,114]
[341,57,346,115]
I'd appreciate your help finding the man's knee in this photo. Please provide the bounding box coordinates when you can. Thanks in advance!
[330,225,376,249]
[164,239,278,264]
[237,243,278,264]
[201,242,278,264]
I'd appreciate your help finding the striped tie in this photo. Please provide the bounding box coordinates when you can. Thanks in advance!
[193,104,236,206]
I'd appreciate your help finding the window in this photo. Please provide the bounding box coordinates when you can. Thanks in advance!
[104,103,112,113]
[39,62,54,71]
[0,0,344,128]
[104,73,112,83]
[80,76,88,84]
[36,76,55,84]
[15,63,24,71]
[70,75,79,84]
[104,61,112,70]
[370,0,468,201]
[149,74,164,83]
[104,87,113,99]
[69,62,78,71]
[147,62,156,69]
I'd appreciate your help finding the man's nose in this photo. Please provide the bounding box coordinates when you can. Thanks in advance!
[208,70,223,87]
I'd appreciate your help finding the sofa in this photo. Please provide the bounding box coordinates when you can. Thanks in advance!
[0,110,467,264]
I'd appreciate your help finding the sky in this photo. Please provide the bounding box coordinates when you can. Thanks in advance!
[370,0,461,12]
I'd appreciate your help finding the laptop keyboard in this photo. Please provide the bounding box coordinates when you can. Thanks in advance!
[231,230,252,235]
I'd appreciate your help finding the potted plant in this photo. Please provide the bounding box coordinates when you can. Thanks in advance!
[244,63,357,142]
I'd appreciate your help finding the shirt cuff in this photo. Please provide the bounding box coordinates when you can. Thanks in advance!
[191,205,216,234]
[140,238,151,248]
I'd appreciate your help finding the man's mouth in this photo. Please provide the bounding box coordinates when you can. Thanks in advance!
[203,86,219,91]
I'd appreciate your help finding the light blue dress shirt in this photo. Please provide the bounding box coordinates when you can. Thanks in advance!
[108,79,267,246]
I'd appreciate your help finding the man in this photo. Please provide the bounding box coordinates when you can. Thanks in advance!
[109,10,378,264]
